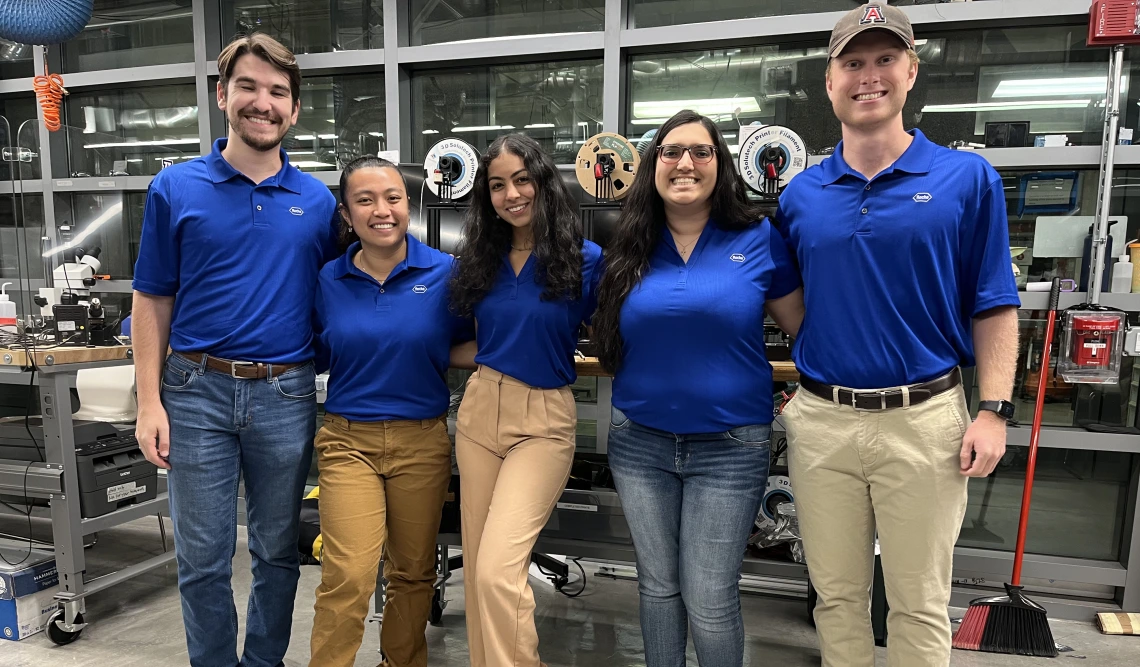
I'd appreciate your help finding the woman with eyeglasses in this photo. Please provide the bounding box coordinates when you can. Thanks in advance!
[592,109,804,667]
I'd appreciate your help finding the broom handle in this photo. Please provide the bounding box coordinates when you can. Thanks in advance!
[1012,277,1060,586]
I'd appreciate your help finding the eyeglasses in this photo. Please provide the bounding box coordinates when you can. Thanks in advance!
[657,144,717,164]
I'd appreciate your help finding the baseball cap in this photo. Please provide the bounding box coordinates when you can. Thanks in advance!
[828,3,914,59]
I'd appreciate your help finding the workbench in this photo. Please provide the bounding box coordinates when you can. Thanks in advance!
[0,345,173,645]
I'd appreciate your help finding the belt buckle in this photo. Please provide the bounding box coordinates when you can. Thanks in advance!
[230,360,256,378]
[852,390,888,411]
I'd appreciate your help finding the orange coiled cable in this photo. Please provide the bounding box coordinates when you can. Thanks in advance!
[33,73,67,132]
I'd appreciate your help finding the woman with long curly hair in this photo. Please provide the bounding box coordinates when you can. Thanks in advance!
[591,110,803,667]
[449,133,603,667]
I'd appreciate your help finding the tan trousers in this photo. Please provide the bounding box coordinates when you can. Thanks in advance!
[783,383,970,667]
[309,414,452,667]
[455,365,577,667]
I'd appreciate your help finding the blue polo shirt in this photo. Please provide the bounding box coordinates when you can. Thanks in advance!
[473,240,604,389]
[612,220,799,434]
[315,237,474,422]
[777,129,1020,390]
[133,138,338,363]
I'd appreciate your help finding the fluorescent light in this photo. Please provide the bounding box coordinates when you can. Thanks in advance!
[633,97,761,118]
[422,129,440,135]
[525,123,555,129]
[577,122,589,126]
[369,131,383,137]
[326,119,337,124]
[993,77,1106,98]
[318,134,338,140]
[286,151,315,156]
[291,160,336,169]
[126,159,142,163]
[630,118,670,125]
[556,141,573,146]
[83,138,199,149]
[294,134,315,140]
[451,125,514,132]
[921,99,1092,113]
[43,202,123,258]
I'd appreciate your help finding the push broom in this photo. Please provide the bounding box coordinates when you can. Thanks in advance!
[952,278,1059,658]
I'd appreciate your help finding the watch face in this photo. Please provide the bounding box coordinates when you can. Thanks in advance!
[999,401,1016,419]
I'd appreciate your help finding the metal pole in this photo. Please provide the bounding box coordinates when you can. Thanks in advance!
[1090,45,1125,305]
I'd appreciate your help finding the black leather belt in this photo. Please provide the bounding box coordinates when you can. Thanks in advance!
[799,368,961,411]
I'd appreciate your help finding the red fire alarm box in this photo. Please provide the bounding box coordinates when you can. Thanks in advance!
[1089,1,1140,46]
[1058,310,1126,383]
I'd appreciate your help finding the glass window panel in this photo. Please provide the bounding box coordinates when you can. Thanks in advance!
[0,193,45,321]
[630,0,1000,29]
[957,449,1135,561]
[0,39,35,79]
[411,59,604,164]
[626,26,1119,155]
[51,192,147,281]
[0,96,41,180]
[409,0,603,46]
[223,0,383,54]
[63,0,194,72]
[286,73,386,171]
[64,84,200,177]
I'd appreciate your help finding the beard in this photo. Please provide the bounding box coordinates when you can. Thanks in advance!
[228,108,290,152]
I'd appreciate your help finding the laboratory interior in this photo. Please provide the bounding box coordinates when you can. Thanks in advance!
[2,0,1140,666]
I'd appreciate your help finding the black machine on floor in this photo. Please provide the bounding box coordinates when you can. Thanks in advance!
[0,419,156,518]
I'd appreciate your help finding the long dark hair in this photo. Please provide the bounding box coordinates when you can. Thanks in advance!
[593,110,763,373]
[337,156,406,251]
[449,133,584,317]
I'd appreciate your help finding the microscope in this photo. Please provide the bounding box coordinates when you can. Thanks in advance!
[34,232,112,346]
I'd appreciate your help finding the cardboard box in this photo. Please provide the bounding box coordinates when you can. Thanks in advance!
[0,544,60,641]
[0,585,59,640]
[0,545,59,601]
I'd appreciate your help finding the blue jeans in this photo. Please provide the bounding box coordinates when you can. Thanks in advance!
[162,353,317,667]
[607,407,771,667]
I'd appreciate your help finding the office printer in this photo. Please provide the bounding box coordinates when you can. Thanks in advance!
[0,418,156,518]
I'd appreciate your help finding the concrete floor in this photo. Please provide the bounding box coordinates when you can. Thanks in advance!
[1,517,1137,666]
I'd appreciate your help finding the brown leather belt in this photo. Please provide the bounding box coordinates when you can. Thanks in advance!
[799,368,961,411]
[177,352,304,380]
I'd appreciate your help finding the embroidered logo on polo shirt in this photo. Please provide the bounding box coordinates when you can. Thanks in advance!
[730,253,746,263]
[289,207,304,216]
[413,285,427,294]
[913,193,933,203]
[861,5,886,24]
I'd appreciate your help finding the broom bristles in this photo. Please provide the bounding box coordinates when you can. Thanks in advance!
[952,585,1058,658]
[952,604,989,651]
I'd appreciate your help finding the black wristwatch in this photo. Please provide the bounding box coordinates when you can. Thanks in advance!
[978,400,1015,421]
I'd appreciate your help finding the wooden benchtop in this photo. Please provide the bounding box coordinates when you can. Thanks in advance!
[575,357,799,382]
[0,347,800,382]
[1,344,132,369]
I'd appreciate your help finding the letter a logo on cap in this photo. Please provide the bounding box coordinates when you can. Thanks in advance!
[861,4,886,24]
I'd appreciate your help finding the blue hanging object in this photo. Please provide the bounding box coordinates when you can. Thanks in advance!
[0,0,93,45]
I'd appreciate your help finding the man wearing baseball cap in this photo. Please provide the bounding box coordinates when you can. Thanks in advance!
[776,4,1020,666]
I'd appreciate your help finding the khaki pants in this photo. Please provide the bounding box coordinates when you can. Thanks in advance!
[783,384,970,667]
[455,365,577,667]
[309,414,452,667]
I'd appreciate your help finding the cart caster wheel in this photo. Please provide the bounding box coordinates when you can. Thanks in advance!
[47,609,84,645]
[429,591,444,626]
